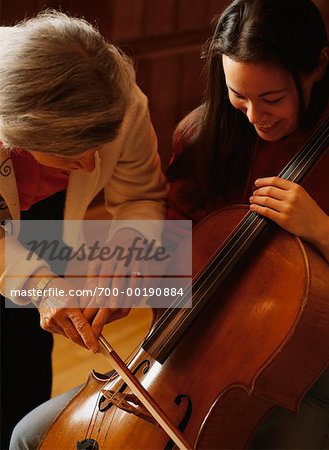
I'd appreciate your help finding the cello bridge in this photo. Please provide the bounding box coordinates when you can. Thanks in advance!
[101,389,157,425]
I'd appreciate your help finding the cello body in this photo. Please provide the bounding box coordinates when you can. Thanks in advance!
[39,206,329,449]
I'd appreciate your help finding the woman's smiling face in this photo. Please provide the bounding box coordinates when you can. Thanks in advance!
[222,54,316,141]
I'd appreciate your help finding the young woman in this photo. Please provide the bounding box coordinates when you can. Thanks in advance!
[7,1,329,449]
[167,0,329,447]
[0,11,166,449]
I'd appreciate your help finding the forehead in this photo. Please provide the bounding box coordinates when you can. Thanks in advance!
[222,54,292,94]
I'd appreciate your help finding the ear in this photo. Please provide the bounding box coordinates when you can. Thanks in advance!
[312,46,329,82]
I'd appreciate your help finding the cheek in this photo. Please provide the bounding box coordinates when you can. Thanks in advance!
[35,155,76,170]
[228,93,246,113]
[46,158,69,169]
[279,96,299,122]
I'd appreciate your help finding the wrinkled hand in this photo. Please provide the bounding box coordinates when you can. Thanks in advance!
[249,177,329,245]
[81,228,145,339]
[37,277,99,353]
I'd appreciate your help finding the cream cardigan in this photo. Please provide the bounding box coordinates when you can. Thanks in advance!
[0,85,167,303]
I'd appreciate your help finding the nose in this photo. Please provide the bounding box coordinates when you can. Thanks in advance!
[245,101,266,125]
[76,151,95,172]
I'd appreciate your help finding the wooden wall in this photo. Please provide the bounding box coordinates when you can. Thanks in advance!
[0,0,229,168]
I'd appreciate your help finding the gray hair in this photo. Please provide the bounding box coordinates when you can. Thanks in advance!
[0,10,135,155]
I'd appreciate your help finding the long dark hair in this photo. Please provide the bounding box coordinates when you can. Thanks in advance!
[168,0,329,206]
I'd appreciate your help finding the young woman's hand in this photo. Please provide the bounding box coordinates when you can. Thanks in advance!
[249,177,329,261]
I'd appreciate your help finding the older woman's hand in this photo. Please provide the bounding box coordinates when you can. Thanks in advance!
[81,228,146,338]
[36,276,99,353]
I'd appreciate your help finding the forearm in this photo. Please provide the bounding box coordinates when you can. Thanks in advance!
[0,230,55,303]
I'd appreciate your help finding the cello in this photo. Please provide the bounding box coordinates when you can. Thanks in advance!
[39,116,329,449]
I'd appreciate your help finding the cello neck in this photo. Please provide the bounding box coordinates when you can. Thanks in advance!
[278,115,329,183]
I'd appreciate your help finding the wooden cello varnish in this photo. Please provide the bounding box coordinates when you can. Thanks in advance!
[39,117,329,449]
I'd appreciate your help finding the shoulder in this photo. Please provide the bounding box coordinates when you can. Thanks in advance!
[0,26,10,38]
[99,84,154,163]
[166,108,205,190]
[166,106,204,181]
[119,83,150,134]
[128,83,149,114]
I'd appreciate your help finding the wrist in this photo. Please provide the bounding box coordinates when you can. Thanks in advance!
[29,277,55,306]
[23,269,57,305]
[23,268,54,290]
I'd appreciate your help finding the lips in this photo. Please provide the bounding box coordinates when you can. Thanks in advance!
[255,121,278,131]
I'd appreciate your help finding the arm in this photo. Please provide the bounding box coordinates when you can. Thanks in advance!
[83,86,167,334]
[165,106,208,222]
[24,267,99,353]
[0,155,99,351]
[103,85,167,229]
[1,226,99,352]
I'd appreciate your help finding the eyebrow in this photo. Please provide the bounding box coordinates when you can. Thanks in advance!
[228,85,286,97]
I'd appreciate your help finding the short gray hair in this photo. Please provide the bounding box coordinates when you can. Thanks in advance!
[0,10,135,155]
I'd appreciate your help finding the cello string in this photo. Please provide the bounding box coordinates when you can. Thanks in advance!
[85,388,122,445]
[279,117,328,182]
[97,404,118,448]
[79,117,328,443]
[85,389,105,440]
[64,119,327,445]
[157,116,328,320]
[144,213,263,353]
[190,117,329,300]
[190,116,329,309]
[146,210,263,338]
[104,118,329,438]
[145,216,265,355]
[284,128,328,183]
[190,119,328,301]
[88,389,120,448]
[145,117,328,355]
[101,406,118,447]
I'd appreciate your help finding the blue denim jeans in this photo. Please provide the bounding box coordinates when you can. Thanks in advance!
[9,384,80,450]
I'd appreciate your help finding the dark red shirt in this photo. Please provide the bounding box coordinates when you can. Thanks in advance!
[11,149,69,211]
[167,113,329,222]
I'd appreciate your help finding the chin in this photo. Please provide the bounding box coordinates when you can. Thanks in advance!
[255,122,293,142]
[255,130,280,142]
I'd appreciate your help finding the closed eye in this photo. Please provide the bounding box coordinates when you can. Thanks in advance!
[232,91,245,98]
[263,97,284,104]
[234,92,245,100]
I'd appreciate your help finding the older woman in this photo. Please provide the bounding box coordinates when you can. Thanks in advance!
[0,11,166,448]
